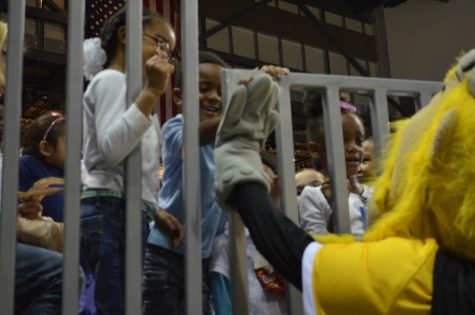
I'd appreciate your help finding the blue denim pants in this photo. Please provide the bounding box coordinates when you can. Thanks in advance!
[15,243,63,315]
[142,244,212,315]
[80,192,150,315]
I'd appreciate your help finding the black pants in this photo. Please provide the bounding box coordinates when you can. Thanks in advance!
[230,182,314,290]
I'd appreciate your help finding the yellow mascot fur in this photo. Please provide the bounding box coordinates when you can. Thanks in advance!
[365,50,475,263]
[306,50,475,315]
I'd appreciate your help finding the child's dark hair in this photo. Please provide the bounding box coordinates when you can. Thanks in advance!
[22,113,65,159]
[175,50,229,87]
[100,7,171,67]
[303,90,360,142]
[199,51,228,68]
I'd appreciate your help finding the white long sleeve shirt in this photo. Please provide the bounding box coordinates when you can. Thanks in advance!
[82,69,161,210]
[298,185,372,237]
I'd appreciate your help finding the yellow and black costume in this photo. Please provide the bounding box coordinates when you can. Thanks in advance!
[214,50,475,314]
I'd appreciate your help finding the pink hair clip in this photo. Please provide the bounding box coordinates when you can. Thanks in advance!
[339,101,357,113]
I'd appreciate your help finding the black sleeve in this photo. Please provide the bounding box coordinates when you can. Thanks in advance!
[432,250,475,315]
[230,182,314,290]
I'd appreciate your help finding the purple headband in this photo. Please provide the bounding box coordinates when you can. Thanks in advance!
[42,114,64,141]
[339,101,357,113]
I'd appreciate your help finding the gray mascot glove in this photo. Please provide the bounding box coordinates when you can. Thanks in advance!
[214,73,280,212]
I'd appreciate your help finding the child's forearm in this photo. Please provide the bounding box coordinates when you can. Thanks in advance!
[199,116,221,146]
[134,88,162,117]
[134,54,175,117]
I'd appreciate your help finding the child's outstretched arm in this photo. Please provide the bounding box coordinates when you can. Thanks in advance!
[199,116,221,146]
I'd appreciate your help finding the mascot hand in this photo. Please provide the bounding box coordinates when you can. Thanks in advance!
[457,49,475,95]
[214,73,280,212]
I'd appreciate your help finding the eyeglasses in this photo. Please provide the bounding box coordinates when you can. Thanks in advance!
[143,33,177,65]
[42,112,64,141]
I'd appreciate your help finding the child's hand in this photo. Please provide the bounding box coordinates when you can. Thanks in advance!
[240,65,289,86]
[321,179,362,203]
[18,177,64,219]
[18,177,64,201]
[155,209,184,248]
[18,200,43,220]
[258,65,289,81]
[144,54,175,97]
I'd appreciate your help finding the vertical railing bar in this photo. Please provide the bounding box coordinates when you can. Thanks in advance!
[221,69,250,315]
[181,0,202,313]
[0,1,25,314]
[275,80,304,314]
[275,80,299,223]
[125,1,143,314]
[229,213,249,315]
[370,90,390,160]
[61,0,85,313]
[323,86,351,233]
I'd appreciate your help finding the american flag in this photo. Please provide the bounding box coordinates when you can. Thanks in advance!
[86,0,179,124]
[85,0,125,39]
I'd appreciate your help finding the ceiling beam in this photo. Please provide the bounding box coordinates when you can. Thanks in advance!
[297,2,369,76]
[200,0,377,62]
[200,0,273,43]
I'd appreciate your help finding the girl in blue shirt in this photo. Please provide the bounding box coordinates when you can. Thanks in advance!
[20,112,65,222]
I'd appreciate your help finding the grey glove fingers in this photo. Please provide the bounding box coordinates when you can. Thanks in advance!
[246,73,274,115]
[262,81,280,114]
[263,110,279,139]
[220,84,248,129]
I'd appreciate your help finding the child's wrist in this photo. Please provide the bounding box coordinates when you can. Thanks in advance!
[142,86,164,99]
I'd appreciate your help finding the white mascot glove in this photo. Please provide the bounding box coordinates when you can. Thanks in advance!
[214,73,280,212]
[458,49,475,95]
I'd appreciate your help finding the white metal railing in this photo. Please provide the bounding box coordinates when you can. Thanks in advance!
[221,68,441,314]
[0,1,442,314]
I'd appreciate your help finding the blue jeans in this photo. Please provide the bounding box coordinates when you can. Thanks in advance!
[80,194,150,315]
[15,243,63,315]
[142,244,212,315]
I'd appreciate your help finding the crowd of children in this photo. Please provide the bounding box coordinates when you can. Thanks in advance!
[298,91,374,236]
[7,5,381,315]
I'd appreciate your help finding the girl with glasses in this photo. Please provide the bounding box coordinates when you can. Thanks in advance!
[81,7,182,314]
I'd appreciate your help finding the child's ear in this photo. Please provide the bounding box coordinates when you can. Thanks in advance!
[117,25,126,46]
[38,140,53,157]
[172,87,183,109]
